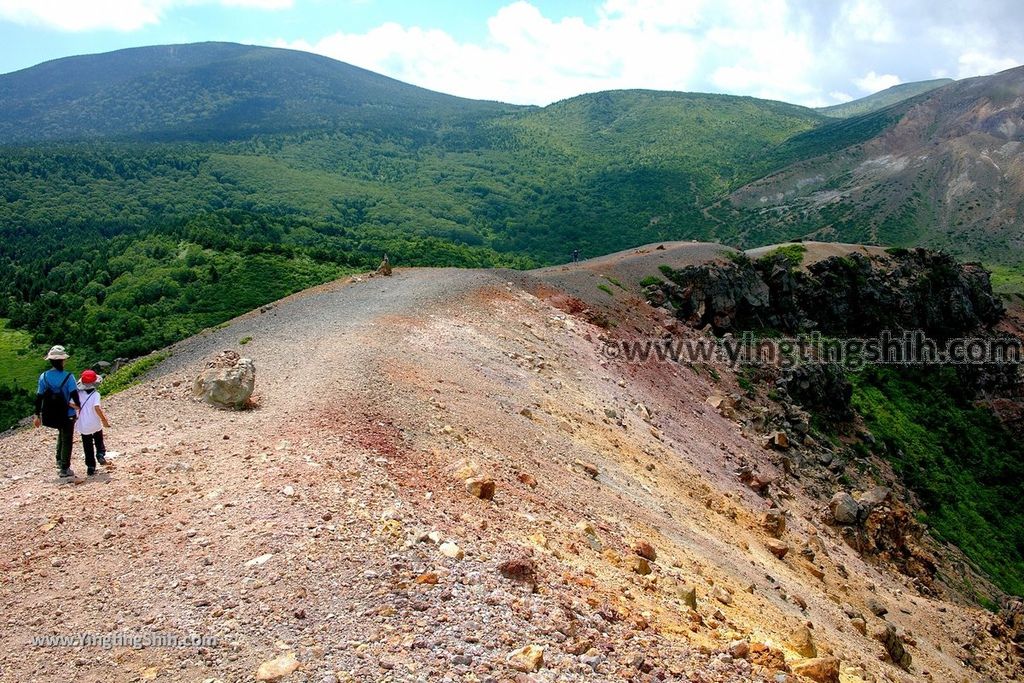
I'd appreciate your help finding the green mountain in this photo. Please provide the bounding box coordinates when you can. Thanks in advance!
[816,78,953,118]
[1,42,1023,429]
[0,42,518,142]
[0,43,827,415]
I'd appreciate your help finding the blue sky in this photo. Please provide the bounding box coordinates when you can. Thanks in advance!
[1,1,1021,106]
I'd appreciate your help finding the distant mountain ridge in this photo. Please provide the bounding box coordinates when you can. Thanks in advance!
[0,42,519,142]
[816,78,954,118]
[725,65,1024,269]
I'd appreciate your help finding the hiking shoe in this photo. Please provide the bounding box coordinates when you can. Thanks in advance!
[96,454,108,466]
[59,468,75,478]
[87,468,96,476]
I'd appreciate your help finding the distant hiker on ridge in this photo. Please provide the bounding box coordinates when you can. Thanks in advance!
[571,249,581,263]
[33,345,82,479]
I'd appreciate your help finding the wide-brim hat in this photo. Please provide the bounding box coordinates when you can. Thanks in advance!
[45,345,68,360]
[78,369,101,390]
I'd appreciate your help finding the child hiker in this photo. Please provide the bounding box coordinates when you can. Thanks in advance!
[75,369,111,476]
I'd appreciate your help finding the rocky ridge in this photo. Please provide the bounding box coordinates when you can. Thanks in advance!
[0,248,1020,682]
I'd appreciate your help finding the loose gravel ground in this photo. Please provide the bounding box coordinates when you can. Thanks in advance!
[0,261,1017,683]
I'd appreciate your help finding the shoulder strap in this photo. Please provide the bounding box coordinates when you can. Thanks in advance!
[42,372,71,392]
[81,391,97,409]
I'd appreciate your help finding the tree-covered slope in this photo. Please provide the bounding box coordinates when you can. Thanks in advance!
[0,42,519,143]
[3,42,1023,431]
[0,44,831,428]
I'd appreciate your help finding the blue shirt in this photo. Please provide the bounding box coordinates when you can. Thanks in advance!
[37,369,78,417]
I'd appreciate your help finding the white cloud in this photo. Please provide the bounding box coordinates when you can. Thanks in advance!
[275,0,844,106]
[838,0,897,43]
[0,0,293,32]
[956,52,1019,79]
[853,71,901,94]
[277,1,707,105]
[5,0,1022,106]
[278,0,1024,107]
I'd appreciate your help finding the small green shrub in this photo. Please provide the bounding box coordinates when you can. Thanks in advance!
[597,284,614,296]
[102,352,170,396]
[603,275,625,290]
[639,275,664,288]
[239,336,252,345]
[760,243,807,269]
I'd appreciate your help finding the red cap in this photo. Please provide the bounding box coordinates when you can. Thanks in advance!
[81,370,98,384]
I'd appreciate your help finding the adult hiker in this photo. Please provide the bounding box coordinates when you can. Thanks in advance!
[33,345,82,479]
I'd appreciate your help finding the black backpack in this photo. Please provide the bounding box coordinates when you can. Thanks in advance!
[40,372,71,428]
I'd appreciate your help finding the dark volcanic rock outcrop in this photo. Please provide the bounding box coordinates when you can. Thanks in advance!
[647,247,1004,338]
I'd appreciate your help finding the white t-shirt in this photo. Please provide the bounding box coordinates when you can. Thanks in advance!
[76,389,103,435]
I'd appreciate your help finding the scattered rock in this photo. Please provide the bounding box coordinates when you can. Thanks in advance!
[245,553,273,567]
[873,622,912,669]
[859,485,892,510]
[451,458,479,480]
[439,542,464,560]
[865,595,888,617]
[829,492,860,525]
[498,557,537,585]
[517,472,538,488]
[193,351,255,409]
[851,617,867,635]
[507,644,544,672]
[790,657,840,683]
[729,639,750,659]
[632,540,657,561]
[625,556,652,575]
[767,430,789,450]
[465,477,496,500]
[573,460,599,478]
[256,653,300,681]
[788,626,817,658]
[575,521,603,551]
[676,583,698,610]
[765,539,789,559]
[763,508,786,538]
[712,586,733,605]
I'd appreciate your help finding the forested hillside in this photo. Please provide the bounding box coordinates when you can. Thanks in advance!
[0,52,831,431]
[1,43,1022,430]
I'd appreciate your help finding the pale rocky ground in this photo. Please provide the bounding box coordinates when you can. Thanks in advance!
[0,250,1018,682]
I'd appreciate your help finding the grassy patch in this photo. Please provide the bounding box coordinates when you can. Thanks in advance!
[760,243,807,269]
[0,319,42,391]
[851,366,1024,595]
[602,275,626,290]
[597,284,614,296]
[239,336,252,345]
[989,265,1024,296]
[102,353,170,397]
[639,275,663,288]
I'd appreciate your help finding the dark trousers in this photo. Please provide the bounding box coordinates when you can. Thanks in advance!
[81,431,106,470]
[55,419,75,471]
